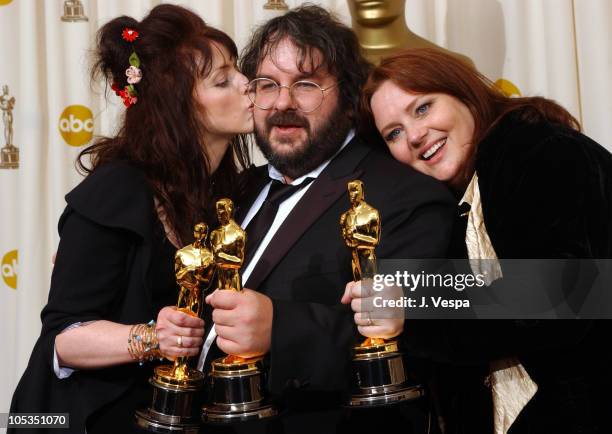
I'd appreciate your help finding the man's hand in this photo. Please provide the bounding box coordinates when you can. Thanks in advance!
[341,280,404,339]
[206,288,273,358]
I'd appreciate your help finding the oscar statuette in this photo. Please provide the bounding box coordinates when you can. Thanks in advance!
[61,0,88,22]
[135,223,214,433]
[201,198,278,423]
[347,0,474,66]
[0,85,19,169]
[340,180,423,407]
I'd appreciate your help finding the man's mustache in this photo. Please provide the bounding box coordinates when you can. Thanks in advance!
[266,111,310,131]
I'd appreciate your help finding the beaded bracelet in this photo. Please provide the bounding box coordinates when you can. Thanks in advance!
[127,320,162,365]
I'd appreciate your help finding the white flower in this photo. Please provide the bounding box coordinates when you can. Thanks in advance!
[126,66,142,84]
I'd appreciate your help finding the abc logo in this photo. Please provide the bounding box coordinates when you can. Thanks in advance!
[494,78,521,98]
[59,105,94,147]
[1,249,17,290]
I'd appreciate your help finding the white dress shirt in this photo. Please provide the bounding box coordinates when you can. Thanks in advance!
[52,321,96,378]
[197,130,355,371]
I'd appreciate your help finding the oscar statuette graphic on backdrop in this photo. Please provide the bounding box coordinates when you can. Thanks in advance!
[263,0,289,10]
[61,0,88,22]
[0,85,18,169]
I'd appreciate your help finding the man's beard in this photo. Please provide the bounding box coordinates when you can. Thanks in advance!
[254,104,352,180]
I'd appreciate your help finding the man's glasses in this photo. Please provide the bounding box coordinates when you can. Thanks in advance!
[247,78,339,113]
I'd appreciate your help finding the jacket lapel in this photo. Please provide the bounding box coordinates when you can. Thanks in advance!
[235,165,270,224]
[244,137,371,290]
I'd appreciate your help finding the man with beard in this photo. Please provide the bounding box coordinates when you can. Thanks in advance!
[200,5,456,433]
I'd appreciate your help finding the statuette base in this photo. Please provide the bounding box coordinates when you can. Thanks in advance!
[0,145,18,169]
[201,356,278,424]
[348,339,424,408]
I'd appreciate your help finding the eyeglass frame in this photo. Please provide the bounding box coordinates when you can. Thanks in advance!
[247,77,341,113]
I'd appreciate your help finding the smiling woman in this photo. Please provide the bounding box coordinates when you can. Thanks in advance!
[363,48,582,194]
[370,84,475,191]
[362,48,612,434]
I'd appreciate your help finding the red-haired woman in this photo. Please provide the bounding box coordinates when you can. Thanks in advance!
[10,5,252,433]
[357,49,612,434]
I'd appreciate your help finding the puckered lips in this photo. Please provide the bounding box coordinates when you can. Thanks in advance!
[419,138,446,163]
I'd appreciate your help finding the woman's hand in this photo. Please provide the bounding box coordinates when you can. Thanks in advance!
[156,306,205,359]
[341,280,405,339]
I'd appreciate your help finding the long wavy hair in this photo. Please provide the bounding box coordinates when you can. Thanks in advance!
[362,48,580,146]
[80,4,250,245]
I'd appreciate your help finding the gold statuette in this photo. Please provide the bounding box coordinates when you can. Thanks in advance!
[135,223,214,434]
[348,0,474,67]
[0,85,18,169]
[341,180,385,348]
[341,180,423,407]
[202,198,277,423]
[341,180,380,281]
[210,198,246,366]
[210,198,246,293]
[167,222,215,380]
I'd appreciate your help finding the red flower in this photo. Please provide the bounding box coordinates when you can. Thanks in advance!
[119,89,137,107]
[111,85,138,108]
[122,28,139,42]
[126,95,138,107]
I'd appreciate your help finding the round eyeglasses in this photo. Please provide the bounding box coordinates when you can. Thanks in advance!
[247,78,339,113]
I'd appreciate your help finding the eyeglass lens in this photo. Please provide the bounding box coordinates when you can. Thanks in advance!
[248,78,326,112]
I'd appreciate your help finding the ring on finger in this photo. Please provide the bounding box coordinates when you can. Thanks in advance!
[365,311,373,326]
[177,335,183,347]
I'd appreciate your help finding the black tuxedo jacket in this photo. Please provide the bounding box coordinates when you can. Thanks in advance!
[203,136,456,432]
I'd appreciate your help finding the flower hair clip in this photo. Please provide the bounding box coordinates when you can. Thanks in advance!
[113,28,142,107]
[111,82,138,107]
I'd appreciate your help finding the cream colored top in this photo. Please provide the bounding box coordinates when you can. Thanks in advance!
[460,173,538,434]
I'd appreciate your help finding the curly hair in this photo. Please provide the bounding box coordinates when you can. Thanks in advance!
[240,4,371,124]
[80,4,250,245]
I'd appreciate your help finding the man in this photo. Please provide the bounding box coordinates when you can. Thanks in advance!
[201,5,456,432]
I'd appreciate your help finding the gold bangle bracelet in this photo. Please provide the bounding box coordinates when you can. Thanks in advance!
[128,320,162,365]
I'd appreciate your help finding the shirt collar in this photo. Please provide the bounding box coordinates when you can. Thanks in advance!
[268,129,355,186]
[459,172,478,207]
